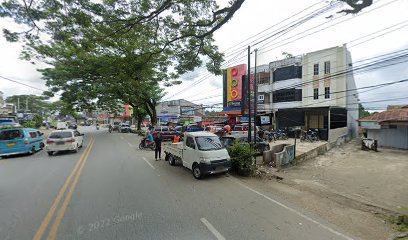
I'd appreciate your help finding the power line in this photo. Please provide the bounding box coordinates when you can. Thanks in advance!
[191,45,408,105]
[272,48,408,92]
[220,0,326,54]
[258,0,400,56]
[164,2,339,100]
[165,0,402,102]
[0,75,47,92]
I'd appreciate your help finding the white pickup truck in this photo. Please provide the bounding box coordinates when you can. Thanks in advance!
[164,132,231,179]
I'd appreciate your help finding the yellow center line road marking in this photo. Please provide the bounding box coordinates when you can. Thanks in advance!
[47,138,95,240]
[32,136,94,240]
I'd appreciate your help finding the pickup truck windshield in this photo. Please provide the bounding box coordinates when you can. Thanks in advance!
[195,136,223,151]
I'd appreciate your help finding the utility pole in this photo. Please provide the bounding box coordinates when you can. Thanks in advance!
[254,49,258,144]
[17,97,20,112]
[25,97,28,112]
[247,46,251,143]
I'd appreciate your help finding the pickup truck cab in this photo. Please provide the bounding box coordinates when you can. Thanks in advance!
[164,132,231,179]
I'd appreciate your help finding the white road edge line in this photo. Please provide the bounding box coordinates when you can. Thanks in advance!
[200,218,226,240]
[142,157,155,170]
[127,142,133,147]
[229,177,354,240]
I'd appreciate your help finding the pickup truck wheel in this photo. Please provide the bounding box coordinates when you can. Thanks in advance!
[168,155,175,166]
[192,164,203,179]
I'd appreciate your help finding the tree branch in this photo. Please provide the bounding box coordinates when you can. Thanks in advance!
[338,0,373,14]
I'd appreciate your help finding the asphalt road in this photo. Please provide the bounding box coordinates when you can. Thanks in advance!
[0,126,357,240]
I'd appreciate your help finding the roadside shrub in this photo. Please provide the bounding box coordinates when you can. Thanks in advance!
[227,141,256,176]
[33,115,43,128]
[22,121,36,128]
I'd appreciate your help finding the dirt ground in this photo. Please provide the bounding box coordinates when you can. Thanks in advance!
[278,140,408,214]
[249,139,408,240]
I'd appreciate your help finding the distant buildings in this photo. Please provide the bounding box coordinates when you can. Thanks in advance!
[222,44,359,141]
[0,91,4,107]
[156,99,204,124]
[359,105,408,149]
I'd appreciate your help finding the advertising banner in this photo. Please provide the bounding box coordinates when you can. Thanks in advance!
[226,64,246,103]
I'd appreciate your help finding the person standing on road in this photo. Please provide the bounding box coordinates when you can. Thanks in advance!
[154,132,163,161]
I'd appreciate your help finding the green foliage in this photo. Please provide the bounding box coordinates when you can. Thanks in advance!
[359,103,378,119]
[33,115,43,128]
[1,0,247,123]
[49,100,80,119]
[6,95,50,114]
[22,121,36,128]
[227,141,256,176]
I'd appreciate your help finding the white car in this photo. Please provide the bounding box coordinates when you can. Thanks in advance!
[46,130,84,155]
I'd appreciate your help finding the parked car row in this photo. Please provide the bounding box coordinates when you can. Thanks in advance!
[0,127,44,157]
[0,126,85,158]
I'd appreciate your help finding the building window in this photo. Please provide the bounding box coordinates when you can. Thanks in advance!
[313,64,319,76]
[257,72,270,84]
[324,61,330,74]
[258,95,264,101]
[272,89,302,103]
[273,66,302,82]
[313,88,319,99]
[325,87,330,99]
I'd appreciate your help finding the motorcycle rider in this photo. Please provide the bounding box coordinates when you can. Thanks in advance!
[96,122,100,130]
[145,130,154,147]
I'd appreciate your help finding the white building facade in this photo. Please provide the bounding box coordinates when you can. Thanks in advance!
[253,45,358,140]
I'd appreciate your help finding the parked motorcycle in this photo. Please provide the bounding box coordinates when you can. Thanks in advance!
[139,137,155,150]
[300,129,319,142]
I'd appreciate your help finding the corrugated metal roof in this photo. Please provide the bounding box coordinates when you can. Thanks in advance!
[359,108,408,122]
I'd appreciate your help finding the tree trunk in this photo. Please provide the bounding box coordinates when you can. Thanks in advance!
[137,114,143,130]
[144,100,157,125]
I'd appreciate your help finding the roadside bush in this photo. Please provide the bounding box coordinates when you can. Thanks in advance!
[33,115,43,128]
[22,121,36,128]
[227,141,256,176]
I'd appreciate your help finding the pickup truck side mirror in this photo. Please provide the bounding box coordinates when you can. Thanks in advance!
[39,132,44,136]
[80,133,85,136]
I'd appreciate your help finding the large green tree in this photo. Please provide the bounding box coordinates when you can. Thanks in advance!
[0,0,248,123]
[6,94,50,114]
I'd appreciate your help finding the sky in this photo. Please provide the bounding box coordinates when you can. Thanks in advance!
[1,0,408,110]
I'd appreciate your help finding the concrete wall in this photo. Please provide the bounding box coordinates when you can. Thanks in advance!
[345,49,359,138]
[367,126,408,149]
[328,127,348,143]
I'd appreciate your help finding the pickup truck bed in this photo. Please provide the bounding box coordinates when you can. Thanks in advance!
[163,142,183,159]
